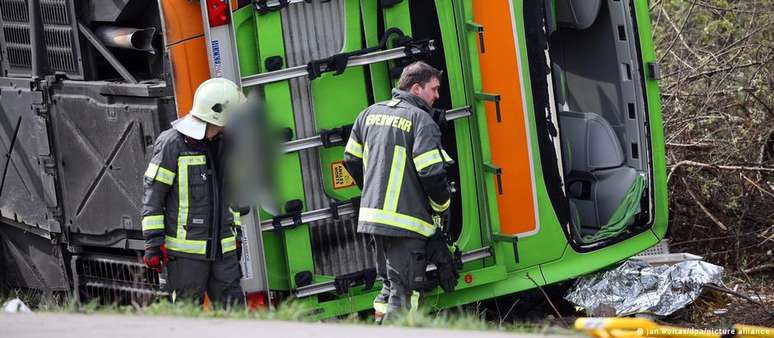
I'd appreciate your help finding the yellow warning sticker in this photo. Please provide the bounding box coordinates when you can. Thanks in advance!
[332,161,355,189]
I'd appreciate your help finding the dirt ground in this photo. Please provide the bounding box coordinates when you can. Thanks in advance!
[475,272,774,330]
[667,275,774,328]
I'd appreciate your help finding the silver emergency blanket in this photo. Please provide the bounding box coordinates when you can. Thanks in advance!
[565,259,723,316]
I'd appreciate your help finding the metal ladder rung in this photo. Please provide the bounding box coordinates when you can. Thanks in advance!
[254,0,308,12]
[261,0,307,6]
[282,105,473,154]
[283,135,327,153]
[444,106,474,121]
[294,246,492,298]
[241,41,435,88]
[260,202,357,231]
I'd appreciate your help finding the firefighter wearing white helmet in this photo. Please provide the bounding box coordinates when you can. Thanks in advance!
[141,78,246,307]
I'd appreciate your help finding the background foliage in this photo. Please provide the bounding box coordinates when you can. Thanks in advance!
[650,0,773,274]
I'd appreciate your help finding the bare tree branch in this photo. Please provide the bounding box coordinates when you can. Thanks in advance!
[668,160,774,183]
[681,177,729,231]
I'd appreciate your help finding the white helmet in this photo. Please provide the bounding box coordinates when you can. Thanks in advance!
[172,78,245,139]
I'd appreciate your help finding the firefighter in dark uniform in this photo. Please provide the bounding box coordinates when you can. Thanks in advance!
[142,78,246,306]
[344,61,453,322]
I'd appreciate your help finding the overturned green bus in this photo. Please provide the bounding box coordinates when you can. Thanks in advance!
[0,0,665,318]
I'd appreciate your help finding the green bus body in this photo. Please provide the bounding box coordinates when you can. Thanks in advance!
[232,0,666,318]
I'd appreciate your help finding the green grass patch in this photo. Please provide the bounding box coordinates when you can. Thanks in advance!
[44,298,316,322]
[2,292,576,335]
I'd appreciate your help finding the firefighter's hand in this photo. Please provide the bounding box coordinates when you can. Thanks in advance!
[426,231,458,293]
[143,244,168,271]
[234,227,243,256]
[438,262,459,293]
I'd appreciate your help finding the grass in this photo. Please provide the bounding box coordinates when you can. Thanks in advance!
[1,291,577,335]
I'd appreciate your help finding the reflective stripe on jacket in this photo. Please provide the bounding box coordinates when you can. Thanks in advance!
[344,89,452,238]
[142,129,239,260]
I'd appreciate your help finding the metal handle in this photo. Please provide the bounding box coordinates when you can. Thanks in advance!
[466,22,485,53]
[476,93,502,122]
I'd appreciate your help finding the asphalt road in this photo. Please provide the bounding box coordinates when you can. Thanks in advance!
[0,313,570,338]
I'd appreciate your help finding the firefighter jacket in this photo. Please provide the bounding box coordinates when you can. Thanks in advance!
[344,89,452,238]
[141,129,241,260]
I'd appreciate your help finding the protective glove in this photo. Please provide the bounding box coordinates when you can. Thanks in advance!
[143,244,168,271]
[432,108,448,129]
[437,257,459,293]
[234,227,243,256]
[426,231,459,293]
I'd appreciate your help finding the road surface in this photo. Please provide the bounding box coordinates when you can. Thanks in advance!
[0,313,572,338]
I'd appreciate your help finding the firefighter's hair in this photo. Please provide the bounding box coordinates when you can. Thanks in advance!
[397,61,443,91]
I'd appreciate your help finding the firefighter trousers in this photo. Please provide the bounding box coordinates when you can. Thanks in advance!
[373,235,390,307]
[373,235,427,319]
[167,254,243,307]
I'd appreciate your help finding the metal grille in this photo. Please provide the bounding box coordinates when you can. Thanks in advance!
[0,0,32,71]
[636,239,670,256]
[281,1,375,276]
[0,0,27,22]
[41,0,77,73]
[310,216,374,276]
[0,0,82,77]
[72,254,166,305]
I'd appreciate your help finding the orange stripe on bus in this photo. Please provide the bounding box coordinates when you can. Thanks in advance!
[167,37,210,117]
[161,0,210,117]
[473,1,537,235]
